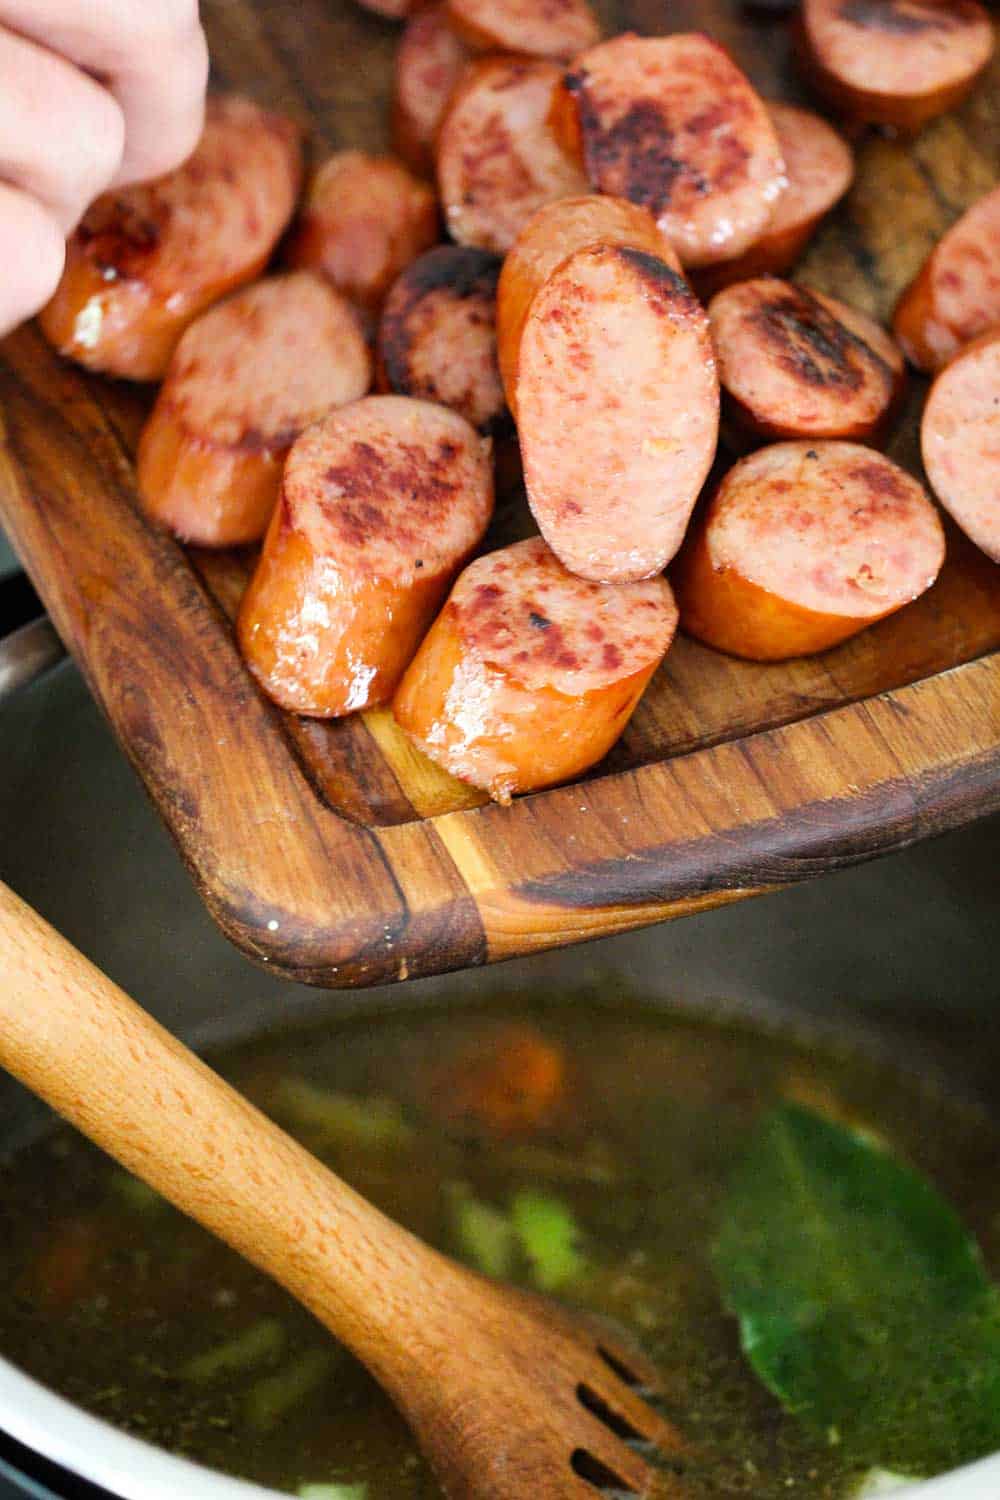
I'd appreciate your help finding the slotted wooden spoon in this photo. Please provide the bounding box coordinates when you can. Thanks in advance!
[0,879,685,1499]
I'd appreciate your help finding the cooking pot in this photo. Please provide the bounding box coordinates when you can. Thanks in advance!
[1,595,999,1500]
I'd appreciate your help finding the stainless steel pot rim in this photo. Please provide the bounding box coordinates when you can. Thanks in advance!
[1,1351,1000,1500]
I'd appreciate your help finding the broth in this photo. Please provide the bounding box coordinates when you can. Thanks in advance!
[1,999,997,1498]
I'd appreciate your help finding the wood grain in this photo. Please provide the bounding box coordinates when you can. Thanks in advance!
[0,0,997,985]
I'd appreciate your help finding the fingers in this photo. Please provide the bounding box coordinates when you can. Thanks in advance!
[0,26,125,233]
[0,0,209,187]
[0,181,65,338]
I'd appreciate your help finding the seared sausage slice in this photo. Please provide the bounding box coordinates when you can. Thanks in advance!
[377,246,506,433]
[437,58,588,254]
[694,103,855,298]
[496,194,681,416]
[446,0,600,60]
[39,96,303,382]
[287,151,440,316]
[798,0,994,132]
[709,278,905,446]
[393,535,677,801]
[552,33,786,268]
[673,441,945,659]
[517,243,718,582]
[138,274,372,548]
[392,4,470,176]
[921,330,1000,564]
[893,185,1000,374]
[238,396,493,718]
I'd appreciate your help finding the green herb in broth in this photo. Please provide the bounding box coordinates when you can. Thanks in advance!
[715,1103,1000,1477]
[0,1003,998,1499]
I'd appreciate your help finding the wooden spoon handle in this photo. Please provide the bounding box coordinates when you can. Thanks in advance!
[0,880,451,1381]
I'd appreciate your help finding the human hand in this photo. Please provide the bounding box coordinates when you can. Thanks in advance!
[0,0,209,337]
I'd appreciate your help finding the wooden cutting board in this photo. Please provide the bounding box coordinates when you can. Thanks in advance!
[1,0,998,988]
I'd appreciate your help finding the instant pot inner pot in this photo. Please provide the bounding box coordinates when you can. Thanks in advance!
[0,659,998,1499]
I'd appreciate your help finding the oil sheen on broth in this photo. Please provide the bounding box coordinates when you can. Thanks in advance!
[0,1002,997,1498]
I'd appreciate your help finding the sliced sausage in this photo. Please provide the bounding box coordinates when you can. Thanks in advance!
[673,441,946,659]
[516,242,719,582]
[354,0,422,18]
[446,0,600,60]
[237,396,493,718]
[708,278,906,446]
[393,535,678,802]
[437,58,588,254]
[551,33,786,268]
[39,96,304,382]
[392,4,470,176]
[376,246,506,433]
[921,329,1000,563]
[286,151,440,316]
[797,0,994,133]
[496,194,682,417]
[693,103,855,299]
[137,274,373,549]
[892,185,1000,374]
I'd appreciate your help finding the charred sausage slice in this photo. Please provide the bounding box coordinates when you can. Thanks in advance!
[694,102,854,298]
[516,242,718,582]
[552,33,786,268]
[377,246,506,433]
[138,273,372,548]
[392,4,470,176]
[921,329,1000,563]
[39,96,303,382]
[798,0,994,132]
[709,278,905,446]
[238,396,493,718]
[496,194,681,416]
[446,0,600,60]
[673,440,945,659]
[393,535,678,802]
[286,151,440,316]
[437,58,588,254]
[893,184,1000,374]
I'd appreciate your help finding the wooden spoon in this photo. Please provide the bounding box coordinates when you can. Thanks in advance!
[0,880,685,1498]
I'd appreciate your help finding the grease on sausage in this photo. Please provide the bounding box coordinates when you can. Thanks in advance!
[446,0,600,60]
[921,329,1000,564]
[393,535,678,802]
[496,194,681,417]
[437,58,588,254]
[693,102,854,298]
[552,33,786,267]
[138,273,372,548]
[39,96,304,382]
[516,242,719,582]
[392,4,470,176]
[673,440,945,659]
[709,278,905,446]
[237,396,493,717]
[892,184,1000,374]
[377,246,506,433]
[797,0,994,132]
[286,151,440,316]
